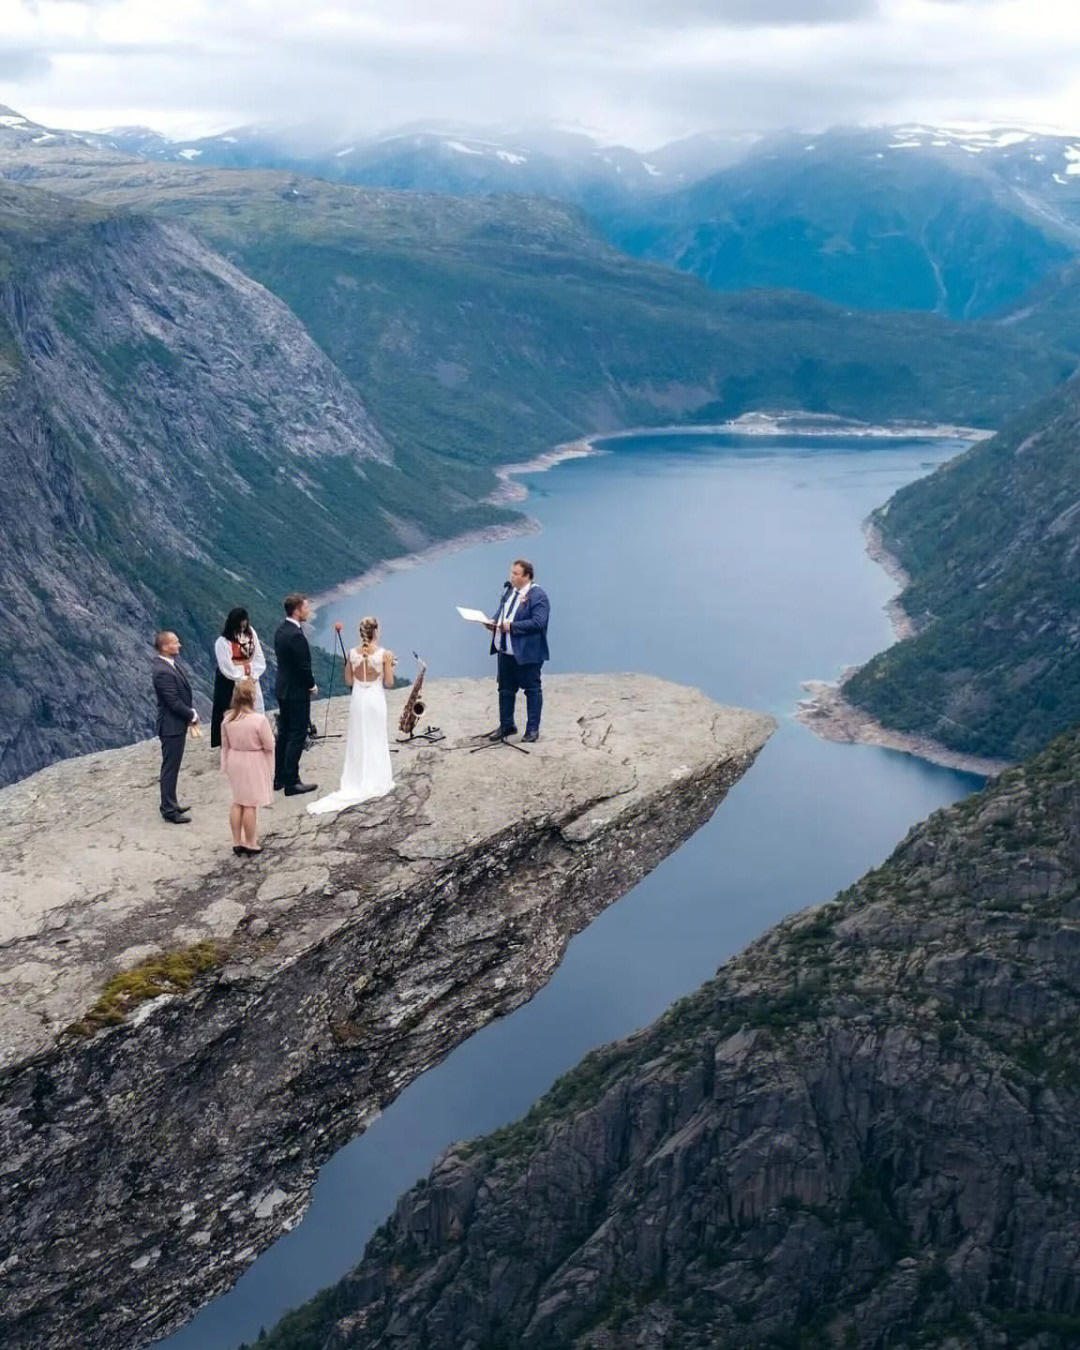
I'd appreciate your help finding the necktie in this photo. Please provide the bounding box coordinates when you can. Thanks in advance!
[500,590,518,652]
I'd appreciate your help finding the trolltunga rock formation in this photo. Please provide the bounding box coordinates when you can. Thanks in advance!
[0,673,774,1350]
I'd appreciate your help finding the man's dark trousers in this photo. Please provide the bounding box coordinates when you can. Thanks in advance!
[159,733,186,817]
[497,652,542,735]
[275,695,310,789]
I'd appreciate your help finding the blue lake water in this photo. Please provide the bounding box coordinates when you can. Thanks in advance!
[158,432,984,1349]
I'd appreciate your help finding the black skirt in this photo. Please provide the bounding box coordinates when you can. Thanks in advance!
[210,669,236,748]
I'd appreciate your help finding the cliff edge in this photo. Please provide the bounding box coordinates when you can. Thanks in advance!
[0,673,774,1350]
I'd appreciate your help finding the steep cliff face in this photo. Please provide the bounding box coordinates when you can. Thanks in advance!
[0,676,774,1350]
[0,182,507,785]
[844,367,1080,762]
[263,725,1080,1350]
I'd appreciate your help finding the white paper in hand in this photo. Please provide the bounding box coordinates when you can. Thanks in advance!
[456,607,491,624]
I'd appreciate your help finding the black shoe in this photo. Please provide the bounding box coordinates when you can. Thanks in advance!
[487,725,517,740]
[177,805,192,813]
[522,730,539,743]
[273,781,283,792]
[283,782,318,796]
[162,812,191,824]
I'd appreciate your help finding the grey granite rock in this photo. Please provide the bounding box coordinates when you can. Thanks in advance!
[0,673,774,1350]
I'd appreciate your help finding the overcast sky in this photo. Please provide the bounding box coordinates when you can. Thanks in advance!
[3,0,1080,148]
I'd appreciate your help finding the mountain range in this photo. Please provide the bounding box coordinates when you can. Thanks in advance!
[603,125,1080,318]
[12,107,1080,316]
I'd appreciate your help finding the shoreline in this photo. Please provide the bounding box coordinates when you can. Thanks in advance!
[863,519,917,641]
[311,440,599,608]
[797,520,1010,778]
[313,416,979,610]
[486,438,605,505]
[794,680,1010,778]
[587,412,993,444]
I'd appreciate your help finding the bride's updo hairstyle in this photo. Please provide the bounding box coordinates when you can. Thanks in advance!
[358,616,379,647]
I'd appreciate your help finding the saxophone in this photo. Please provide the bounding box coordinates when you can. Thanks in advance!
[398,658,426,737]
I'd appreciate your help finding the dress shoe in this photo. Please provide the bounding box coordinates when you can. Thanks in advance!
[283,782,318,796]
[272,781,283,792]
[522,730,539,743]
[487,725,517,740]
[162,812,191,824]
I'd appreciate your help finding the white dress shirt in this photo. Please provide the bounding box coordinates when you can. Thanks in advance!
[498,582,531,657]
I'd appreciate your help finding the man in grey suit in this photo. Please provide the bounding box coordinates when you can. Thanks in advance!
[152,630,199,823]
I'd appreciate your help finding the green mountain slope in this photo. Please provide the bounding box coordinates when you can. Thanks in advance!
[247,723,1080,1350]
[844,370,1080,760]
[0,181,509,784]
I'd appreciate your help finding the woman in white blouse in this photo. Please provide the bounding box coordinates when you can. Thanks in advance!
[210,607,267,747]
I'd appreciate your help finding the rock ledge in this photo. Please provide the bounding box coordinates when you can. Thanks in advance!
[0,674,774,1350]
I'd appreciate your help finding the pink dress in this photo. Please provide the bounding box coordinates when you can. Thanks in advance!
[221,713,275,806]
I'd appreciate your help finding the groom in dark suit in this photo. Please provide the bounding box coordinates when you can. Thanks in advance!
[274,593,318,795]
[487,558,550,742]
[152,630,199,823]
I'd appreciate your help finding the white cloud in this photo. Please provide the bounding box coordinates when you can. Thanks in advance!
[3,0,1080,146]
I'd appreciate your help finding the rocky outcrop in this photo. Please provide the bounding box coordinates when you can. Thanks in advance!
[0,674,774,1350]
[266,720,1080,1350]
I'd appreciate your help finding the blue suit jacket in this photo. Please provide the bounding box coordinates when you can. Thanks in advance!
[491,585,550,665]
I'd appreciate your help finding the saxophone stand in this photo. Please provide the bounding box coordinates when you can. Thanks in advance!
[397,726,447,746]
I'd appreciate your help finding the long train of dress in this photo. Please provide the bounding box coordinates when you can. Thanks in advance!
[307,649,394,814]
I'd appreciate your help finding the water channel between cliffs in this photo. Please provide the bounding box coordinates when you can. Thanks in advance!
[159,431,985,1349]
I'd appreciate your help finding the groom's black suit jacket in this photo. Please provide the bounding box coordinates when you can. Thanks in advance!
[274,619,314,702]
[152,657,195,737]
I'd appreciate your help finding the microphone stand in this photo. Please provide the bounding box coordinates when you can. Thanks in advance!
[310,631,347,743]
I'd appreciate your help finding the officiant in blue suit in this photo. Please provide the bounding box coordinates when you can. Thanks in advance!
[485,558,550,743]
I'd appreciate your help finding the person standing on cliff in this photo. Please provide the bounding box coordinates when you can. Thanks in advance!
[152,630,199,824]
[274,593,318,795]
[485,558,550,742]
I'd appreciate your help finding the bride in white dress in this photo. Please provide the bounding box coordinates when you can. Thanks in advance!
[308,617,395,815]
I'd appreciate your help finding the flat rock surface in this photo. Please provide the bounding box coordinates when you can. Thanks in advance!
[0,674,773,1072]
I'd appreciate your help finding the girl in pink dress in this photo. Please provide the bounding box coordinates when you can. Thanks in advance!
[220,679,275,855]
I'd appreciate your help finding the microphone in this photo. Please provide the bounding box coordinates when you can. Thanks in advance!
[332,621,348,661]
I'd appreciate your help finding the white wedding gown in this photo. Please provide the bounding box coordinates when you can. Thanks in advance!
[307,648,395,814]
